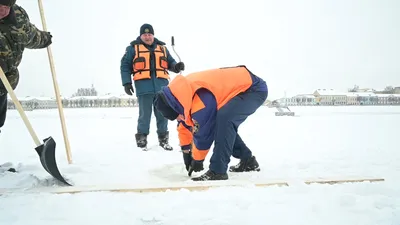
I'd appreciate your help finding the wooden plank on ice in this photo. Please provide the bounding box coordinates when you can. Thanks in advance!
[51,181,290,194]
[0,177,385,195]
[304,177,385,185]
[0,180,289,195]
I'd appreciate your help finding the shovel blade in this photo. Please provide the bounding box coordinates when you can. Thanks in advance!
[35,136,71,186]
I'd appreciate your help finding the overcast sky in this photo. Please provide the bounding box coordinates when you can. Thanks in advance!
[14,0,400,100]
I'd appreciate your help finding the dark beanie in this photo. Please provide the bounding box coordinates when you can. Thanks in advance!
[140,23,154,35]
[0,0,16,6]
[154,92,179,121]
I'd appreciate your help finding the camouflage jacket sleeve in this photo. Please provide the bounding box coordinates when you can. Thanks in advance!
[15,5,51,49]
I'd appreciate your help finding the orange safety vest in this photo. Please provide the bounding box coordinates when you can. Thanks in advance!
[132,44,169,81]
[168,66,253,127]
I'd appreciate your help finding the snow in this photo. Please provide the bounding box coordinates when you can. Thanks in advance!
[1,106,399,224]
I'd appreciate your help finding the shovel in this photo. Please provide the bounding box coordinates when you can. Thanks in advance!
[0,67,71,186]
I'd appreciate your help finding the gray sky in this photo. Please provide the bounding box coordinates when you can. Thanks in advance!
[14,0,400,100]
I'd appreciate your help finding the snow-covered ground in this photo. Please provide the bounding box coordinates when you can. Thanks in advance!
[0,106,399,225]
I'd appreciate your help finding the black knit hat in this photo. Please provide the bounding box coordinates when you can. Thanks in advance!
[140,23,154,35]
[154,92,179,121]
[0,0,16,6]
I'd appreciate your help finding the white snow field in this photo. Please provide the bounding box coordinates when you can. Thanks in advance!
[0,106,399,225]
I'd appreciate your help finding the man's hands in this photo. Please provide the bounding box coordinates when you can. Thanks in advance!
[188,160,204,176]
[182,149,204,176]
[124,83,134,95]
[182,150,192,171]
[174,62,185,73]
[44,32,52,47]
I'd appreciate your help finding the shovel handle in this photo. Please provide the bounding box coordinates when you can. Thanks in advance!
[38,0,73,164]
[0,68,41,146]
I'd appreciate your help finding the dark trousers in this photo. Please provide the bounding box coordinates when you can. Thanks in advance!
[0,94,7,129]
[137,93,168,135]
[209,91,268,174]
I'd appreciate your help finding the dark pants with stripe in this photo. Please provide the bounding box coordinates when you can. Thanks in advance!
[209,91,268,174]
[137,93,168,135]
[0,94,7,129]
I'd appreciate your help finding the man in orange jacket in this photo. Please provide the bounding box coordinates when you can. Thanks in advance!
[153,65,268,181]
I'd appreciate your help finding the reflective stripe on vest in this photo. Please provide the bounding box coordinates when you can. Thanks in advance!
[132,44,169,81]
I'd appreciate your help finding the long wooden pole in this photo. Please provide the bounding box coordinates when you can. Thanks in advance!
[37,0,72,164]
[0,68,41,146]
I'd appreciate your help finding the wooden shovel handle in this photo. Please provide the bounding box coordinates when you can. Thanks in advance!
[0,68,41,146]
[37,0,73,164]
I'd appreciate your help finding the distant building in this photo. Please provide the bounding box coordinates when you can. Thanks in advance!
[348,92,378,105]
[71,85,98,97]
[7,85,400,110]
[7,94,137,110]
[63,94,136,108]
[292,94,316,106]
[374,86,400,94]
[7,96,58,110]
[313,89,347,105]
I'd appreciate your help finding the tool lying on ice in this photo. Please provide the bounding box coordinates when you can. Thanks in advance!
[0,68,71,186]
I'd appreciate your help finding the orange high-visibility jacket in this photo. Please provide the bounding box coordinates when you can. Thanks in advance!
[166,66,254,160]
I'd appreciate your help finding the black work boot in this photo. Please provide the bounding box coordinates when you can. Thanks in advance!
[192,170,229,181]
[158,131,173,151]
[229,156,260,172]
[135,133,148,150]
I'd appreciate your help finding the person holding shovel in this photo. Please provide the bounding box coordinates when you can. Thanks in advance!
[0,0,52,172]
